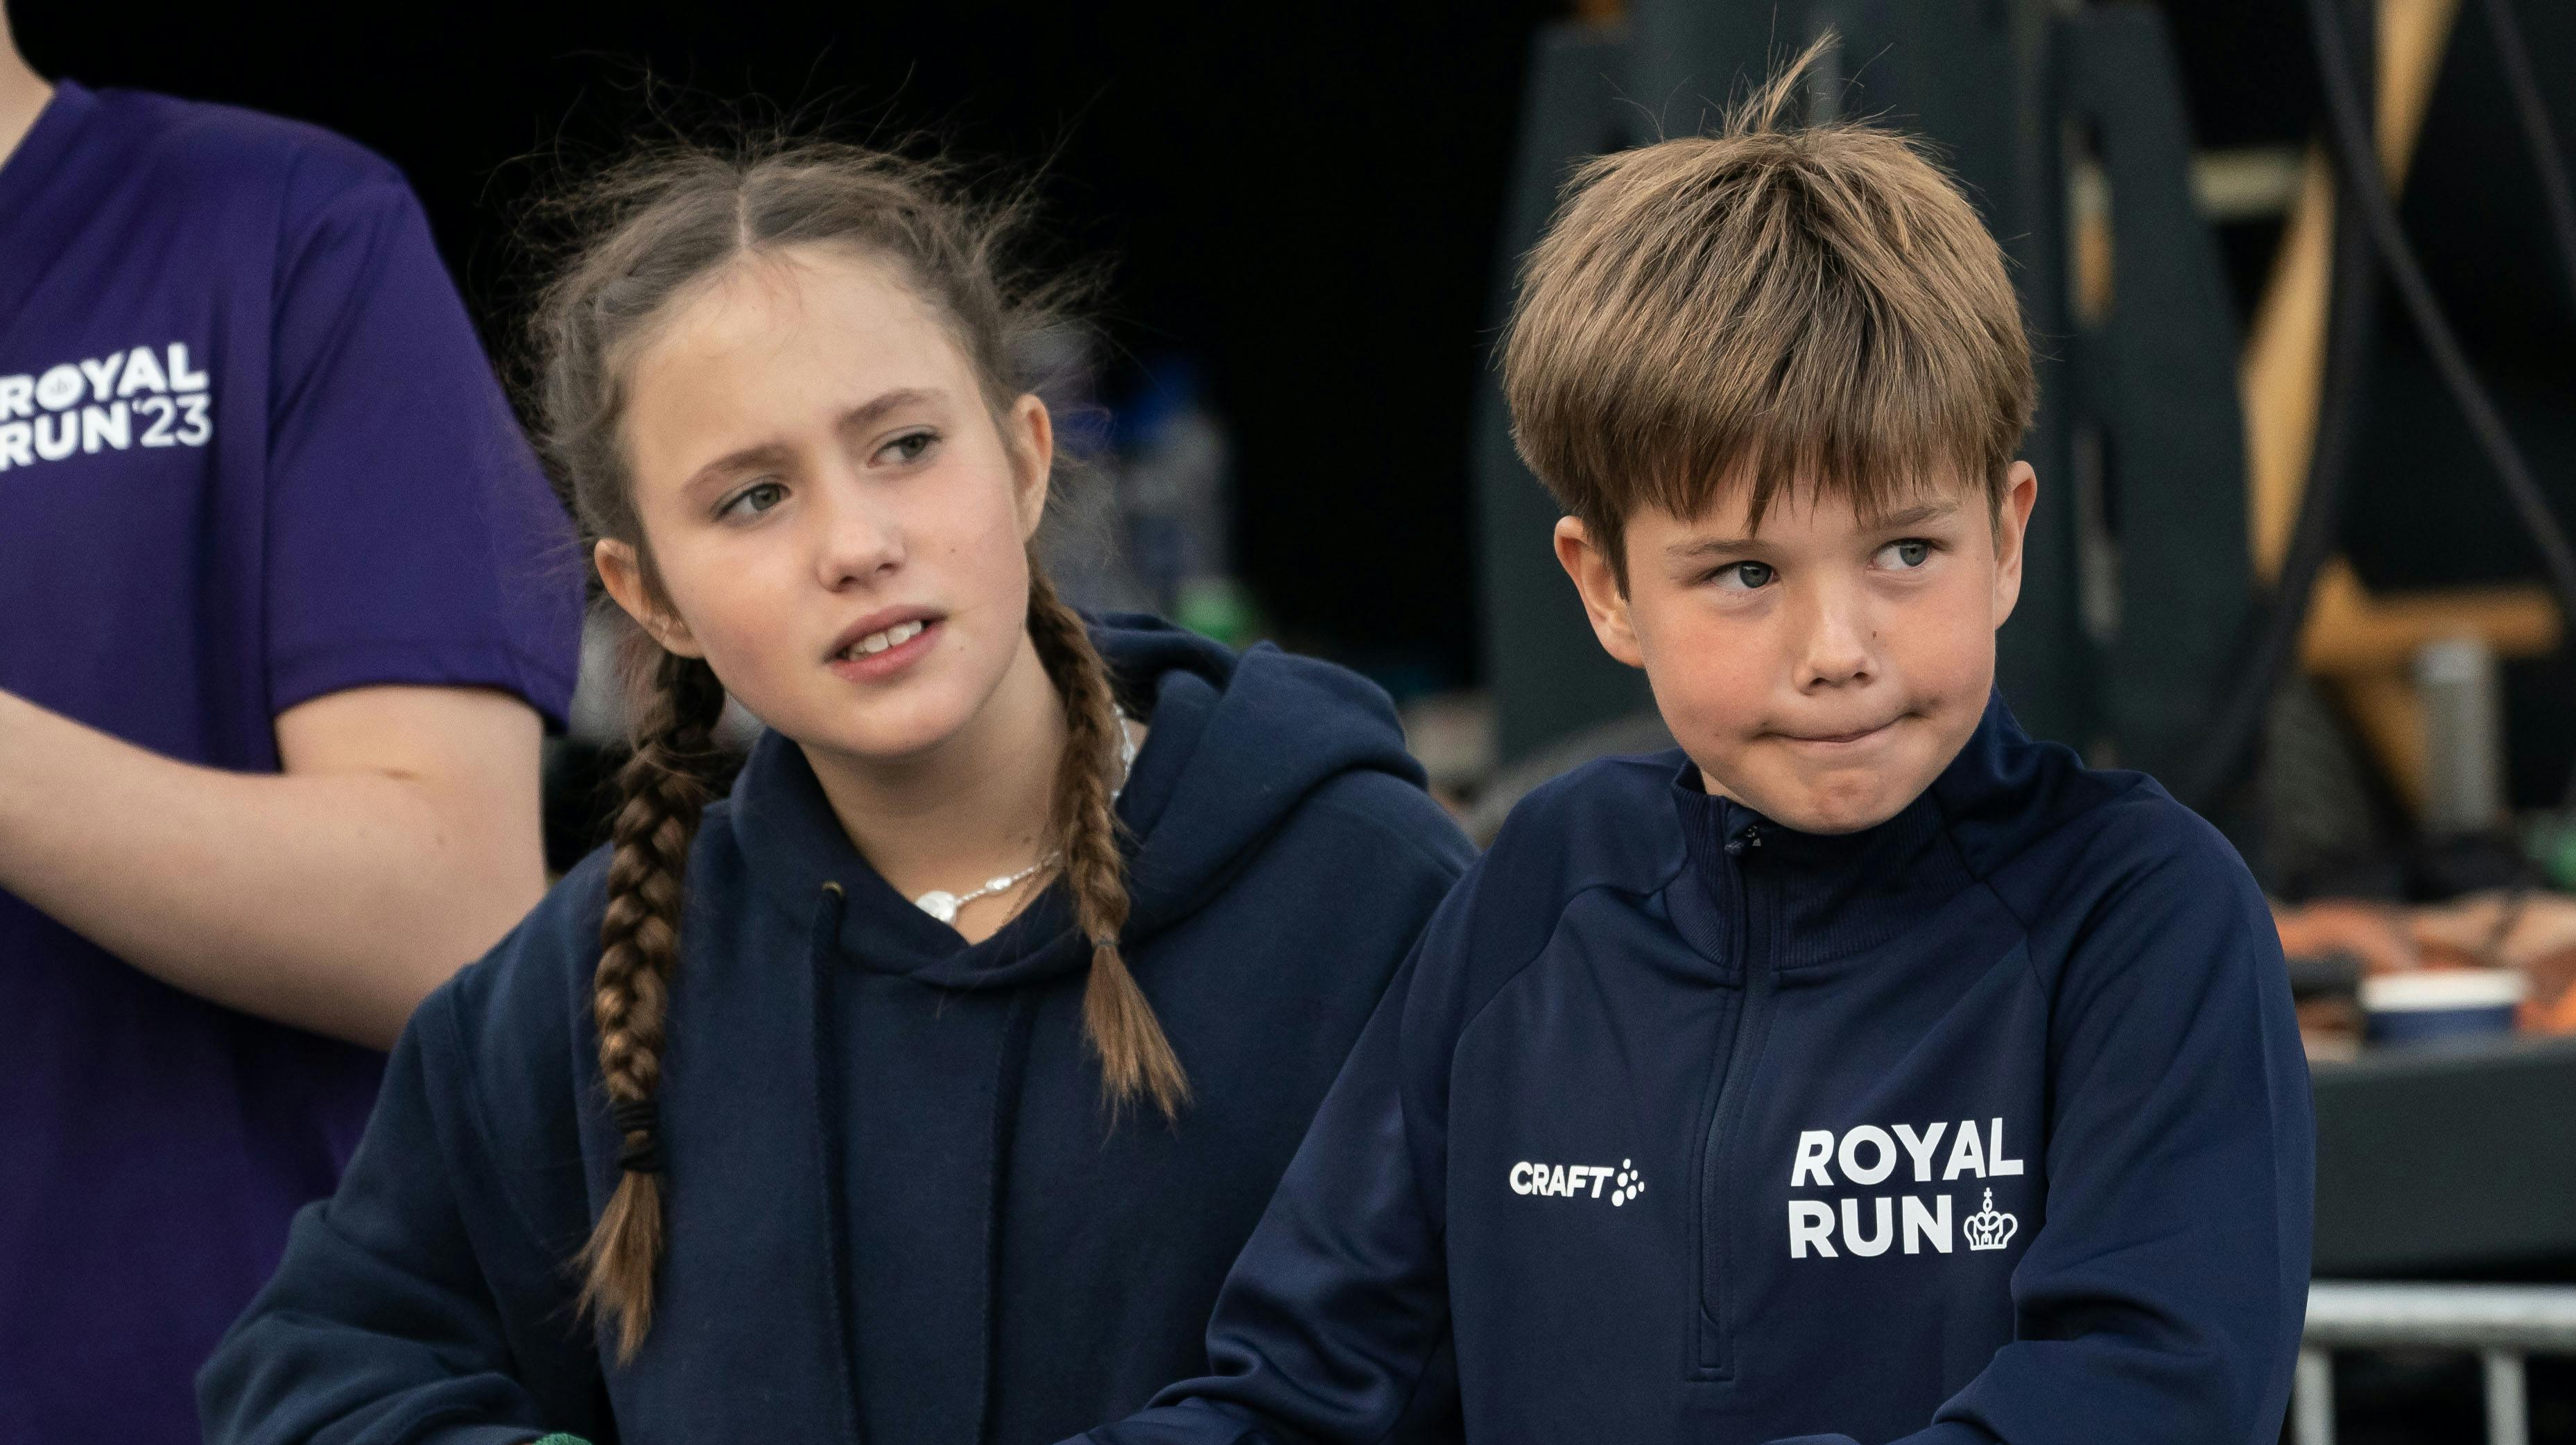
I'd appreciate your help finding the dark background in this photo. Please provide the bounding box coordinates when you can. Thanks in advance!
[17,1,2573,739]
[14,0,1563,692]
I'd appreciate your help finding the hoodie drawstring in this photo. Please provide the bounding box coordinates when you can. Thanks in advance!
[809,876,1040,1445]
[806,881,867,1445]
[974,992,1038,1445]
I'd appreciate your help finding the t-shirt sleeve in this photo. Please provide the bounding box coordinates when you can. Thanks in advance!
[261,171,581,727]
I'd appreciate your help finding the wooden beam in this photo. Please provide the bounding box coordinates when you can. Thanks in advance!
[2242,0,2461,582]
[2301,560,2562,675]
[2225,0,2532,817]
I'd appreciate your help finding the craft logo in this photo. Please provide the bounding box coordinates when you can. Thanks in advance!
[1786,1118,2025,1260]
[1508,1157,1647,1207]
[0,343,213,473]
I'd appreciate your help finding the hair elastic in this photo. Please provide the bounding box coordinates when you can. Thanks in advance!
[610,1098,664,1175]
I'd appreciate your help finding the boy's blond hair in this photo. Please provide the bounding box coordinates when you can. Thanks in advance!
[1502,40,2037,583]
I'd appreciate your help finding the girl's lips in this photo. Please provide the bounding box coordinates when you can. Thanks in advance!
[827,617,939,683]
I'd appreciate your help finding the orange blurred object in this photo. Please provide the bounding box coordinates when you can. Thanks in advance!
[2271,898,2419,975]
[2270,890,2576,1037]
[2410,890,2576,1032]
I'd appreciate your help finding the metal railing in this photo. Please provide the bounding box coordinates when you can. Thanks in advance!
[2299,1281,2576,1445]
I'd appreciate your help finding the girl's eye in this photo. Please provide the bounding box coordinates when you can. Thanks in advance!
[879,430,937,465]
[1715,560,1776,591]
[1880,539,1933,569]
[721,481,786,519]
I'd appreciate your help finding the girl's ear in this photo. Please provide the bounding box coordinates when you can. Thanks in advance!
[1006,393,1056,542]
[596,538,706,658]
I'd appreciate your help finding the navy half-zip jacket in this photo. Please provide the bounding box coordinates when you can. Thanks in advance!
[1082,688,2313,1445]
[198,618,1476,1445]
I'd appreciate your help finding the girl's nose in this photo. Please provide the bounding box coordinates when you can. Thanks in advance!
[811,474,904,589]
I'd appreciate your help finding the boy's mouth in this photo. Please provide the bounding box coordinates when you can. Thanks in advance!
[1782,715,1903,746]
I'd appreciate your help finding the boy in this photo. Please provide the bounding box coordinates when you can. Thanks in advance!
[1071,51,2313,1445]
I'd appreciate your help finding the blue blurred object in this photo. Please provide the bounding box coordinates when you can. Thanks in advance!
[2363,970,2525,1046]
[1116,356,1251,644]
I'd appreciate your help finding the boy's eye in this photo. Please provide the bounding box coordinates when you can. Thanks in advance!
[720,481,786,519]
[879,429,938,465]
[1713,560,1776,591]
[1879,539,1933,569]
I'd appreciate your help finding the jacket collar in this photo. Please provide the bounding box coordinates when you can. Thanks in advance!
[1665,687,2030,971]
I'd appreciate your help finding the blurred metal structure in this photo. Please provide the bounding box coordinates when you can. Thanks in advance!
[1474,1,2254,793]
[2415,634,2508,832]
[1473,21,1654,764]
[2297,1281,2576,1445]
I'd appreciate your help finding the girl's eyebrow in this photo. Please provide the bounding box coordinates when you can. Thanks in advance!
[678,388,948,502]
[837,386,944,437]
[681,442,795,505]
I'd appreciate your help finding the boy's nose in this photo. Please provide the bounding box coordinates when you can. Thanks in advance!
[1793,589,1876,689]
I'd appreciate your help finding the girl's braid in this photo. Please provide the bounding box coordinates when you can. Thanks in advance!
[576,644,728,1361]
[1024,556,1189,1120]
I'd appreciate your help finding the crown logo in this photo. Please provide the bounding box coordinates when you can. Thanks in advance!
[1964,1188,2018,1252]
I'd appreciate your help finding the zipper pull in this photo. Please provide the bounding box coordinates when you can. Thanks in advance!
[1724,823,1763,856]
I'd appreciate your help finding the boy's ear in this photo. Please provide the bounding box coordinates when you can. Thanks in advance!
[1989,461,2039,629]
[595,539,706,659]
[1553,517,1647,669]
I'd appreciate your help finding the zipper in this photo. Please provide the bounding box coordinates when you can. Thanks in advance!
[1695,820,1770,1378]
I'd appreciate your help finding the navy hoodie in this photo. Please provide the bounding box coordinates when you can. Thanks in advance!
[198,618,1475,1445]
[1081,688,2313,1445]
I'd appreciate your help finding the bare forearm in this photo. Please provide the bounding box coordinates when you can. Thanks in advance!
[0,689,546,1048]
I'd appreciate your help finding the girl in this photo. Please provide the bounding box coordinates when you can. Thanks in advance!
[198,142,1473,1445]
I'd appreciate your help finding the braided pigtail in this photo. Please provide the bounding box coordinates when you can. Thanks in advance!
[576,644,729,1362]
[1025,555,1191,1123]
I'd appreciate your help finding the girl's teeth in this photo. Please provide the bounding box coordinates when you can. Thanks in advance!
[845,620,926,659]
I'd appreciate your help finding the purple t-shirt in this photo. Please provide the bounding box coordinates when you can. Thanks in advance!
[0,82,580,1442]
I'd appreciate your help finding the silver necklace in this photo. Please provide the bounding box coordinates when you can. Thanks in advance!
[913,714,1137,926]
[913,856,1053,926]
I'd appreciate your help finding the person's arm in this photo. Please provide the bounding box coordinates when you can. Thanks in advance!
[1076,892,1474,1445]
[198,902,605,1445]
[7,150,582,1049]
[0,682,544,1047]
[1858,813,2316,1445]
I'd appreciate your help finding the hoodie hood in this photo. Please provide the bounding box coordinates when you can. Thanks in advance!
[723,613,1429,989]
